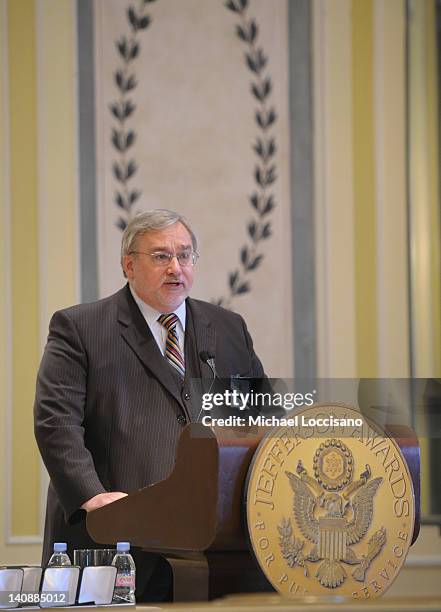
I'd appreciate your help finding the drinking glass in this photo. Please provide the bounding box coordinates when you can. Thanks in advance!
[93,549,116,566]
[73,549,95,568]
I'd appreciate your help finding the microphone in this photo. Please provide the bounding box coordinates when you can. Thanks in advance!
[199,351,217,379]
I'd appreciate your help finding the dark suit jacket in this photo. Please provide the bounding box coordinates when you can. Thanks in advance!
[34,284,264,580]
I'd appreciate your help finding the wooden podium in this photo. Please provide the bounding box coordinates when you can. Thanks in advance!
[86,424,272,601]
[86,422,420,602]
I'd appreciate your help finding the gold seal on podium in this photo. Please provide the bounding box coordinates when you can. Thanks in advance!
[245,404,415,599]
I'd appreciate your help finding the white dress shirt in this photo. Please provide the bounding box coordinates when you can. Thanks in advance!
[129,285,186,357]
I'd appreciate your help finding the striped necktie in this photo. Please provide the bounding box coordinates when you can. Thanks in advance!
[158,313,185,378]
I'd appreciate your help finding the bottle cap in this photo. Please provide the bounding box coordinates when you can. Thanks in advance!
[116,542,130,552]
[53,542,67,552]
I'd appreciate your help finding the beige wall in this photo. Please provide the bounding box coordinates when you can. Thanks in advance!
[314,0,410,379]
[0,0,78,564]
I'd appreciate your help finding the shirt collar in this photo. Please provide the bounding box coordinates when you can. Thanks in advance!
[129,284,186,330]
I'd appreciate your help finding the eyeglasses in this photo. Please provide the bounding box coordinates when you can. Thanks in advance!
[129,250,199,267]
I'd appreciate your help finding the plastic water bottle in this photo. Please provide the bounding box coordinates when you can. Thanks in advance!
[112,542,136,604]
[47,543,71,566]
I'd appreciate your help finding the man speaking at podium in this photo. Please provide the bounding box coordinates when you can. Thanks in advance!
[34,209,266,601]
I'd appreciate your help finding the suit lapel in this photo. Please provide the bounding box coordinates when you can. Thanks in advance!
[117,285,184,409]
[186,298,216,393]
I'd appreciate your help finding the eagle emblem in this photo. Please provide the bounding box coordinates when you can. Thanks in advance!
[278,439,386,588]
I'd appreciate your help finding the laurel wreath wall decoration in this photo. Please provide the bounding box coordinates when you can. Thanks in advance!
[218,0,277,308]
[110,0,277,307]
[110,0,157,232]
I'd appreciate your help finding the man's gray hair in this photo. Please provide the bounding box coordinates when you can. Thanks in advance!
[121,209,197,273]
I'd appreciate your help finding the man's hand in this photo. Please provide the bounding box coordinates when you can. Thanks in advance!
[81,492,128,512]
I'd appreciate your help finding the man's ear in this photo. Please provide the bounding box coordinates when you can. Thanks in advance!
[123,254,134,279]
